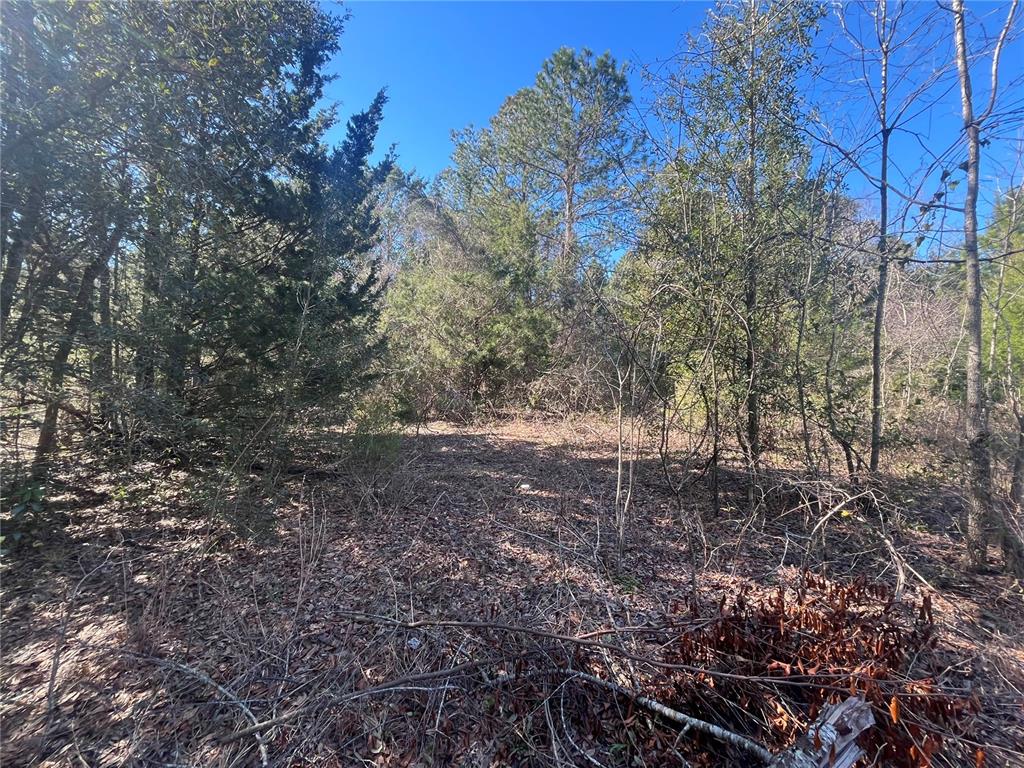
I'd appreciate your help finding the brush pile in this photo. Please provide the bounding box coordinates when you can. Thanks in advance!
[561,573,980,766]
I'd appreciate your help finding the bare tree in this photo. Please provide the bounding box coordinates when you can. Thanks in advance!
[828,0,952,472]
[950,0,1022,573]
[869,0,893,473]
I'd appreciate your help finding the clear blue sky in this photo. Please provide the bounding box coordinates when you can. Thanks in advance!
[321,1,1024,243]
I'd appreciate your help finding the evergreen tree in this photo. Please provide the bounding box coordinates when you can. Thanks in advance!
[0,0,390,481]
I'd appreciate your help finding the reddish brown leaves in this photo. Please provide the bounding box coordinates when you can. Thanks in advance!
[658,572,976,768]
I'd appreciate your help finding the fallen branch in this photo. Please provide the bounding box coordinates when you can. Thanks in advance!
[93,649,271,766]
[45,553,115,731]
[86,634,874,766]
[564,669,774,762]
[225,659,871,766]
[223,657,776,761]
[880,534,940,596]
[224,656,501,742]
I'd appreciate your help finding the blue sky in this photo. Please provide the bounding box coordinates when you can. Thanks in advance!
[320,1,1024,241]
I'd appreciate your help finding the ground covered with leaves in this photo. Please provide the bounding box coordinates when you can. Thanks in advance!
[3,419,1023,766]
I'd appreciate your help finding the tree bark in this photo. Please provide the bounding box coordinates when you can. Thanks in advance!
[0,2,45,332]
[559,172,577,308]
[744,0,761,471]
[0,179,45,332]
[135,178,161,391]
[953,0,992,568]
[769,696,874,768]
[826,322,857,479]
[165,198,203,399]
[1012,408,1024,509]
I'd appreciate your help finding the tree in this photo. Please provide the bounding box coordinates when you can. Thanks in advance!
[380,160,555,417]
[982,187,1024,567]
[950,0,1022,573]
[1,0,390,483]
[496,47,636,301]
[826,1,952,473]
[653,0,824,471]
[381,47,637,417]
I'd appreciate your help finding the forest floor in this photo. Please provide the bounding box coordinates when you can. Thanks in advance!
[3,418,1023,767]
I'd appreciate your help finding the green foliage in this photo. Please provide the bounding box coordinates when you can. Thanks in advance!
[1,0,391,482]
[618,0,845,462]
[346,387,403,466]
[982,187,1024,397]
[380,47,637,418]
[0,482,46,551]
[385,262,554,418]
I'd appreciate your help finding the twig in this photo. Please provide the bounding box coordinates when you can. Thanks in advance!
[225,657,496,742]
[334,610,898,687]
[880,534,940,595]
[119,651,270,766]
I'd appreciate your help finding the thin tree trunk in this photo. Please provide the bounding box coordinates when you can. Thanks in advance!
[1012,407,1023,509]
[952,0,999,570]
[796,190,818,475]
[562,181,575,271]
[710,353,721,518]
[560,174,577,308]
[870,3,891,472]
[614,359,628,565]
[96,263,113,427]
[0,179,45,331]
[1003,406,1024,575]
[0,2,45,332]
[744,0,761,472]
[136,179,161,391]
[826,323,857,479]
[165,198,203,399]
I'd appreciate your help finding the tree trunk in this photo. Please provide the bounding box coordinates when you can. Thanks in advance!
[826,323,857,479]
[1006,405,1024,575]
[952,0,993,569]
[32,221,125,479]
[164,198,203,399]
[870,7,891,472]
[710,354,722,517]
[960,0,1023,576]
[559,174,577,308]
[0,179,45,332]
[0,2,45,332]
[1012,408,1024,508]
[613,359,628,565]
[95,263,113,427]
[744,0,761,471]
[135,179,161,391]
[796,188,818,475]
